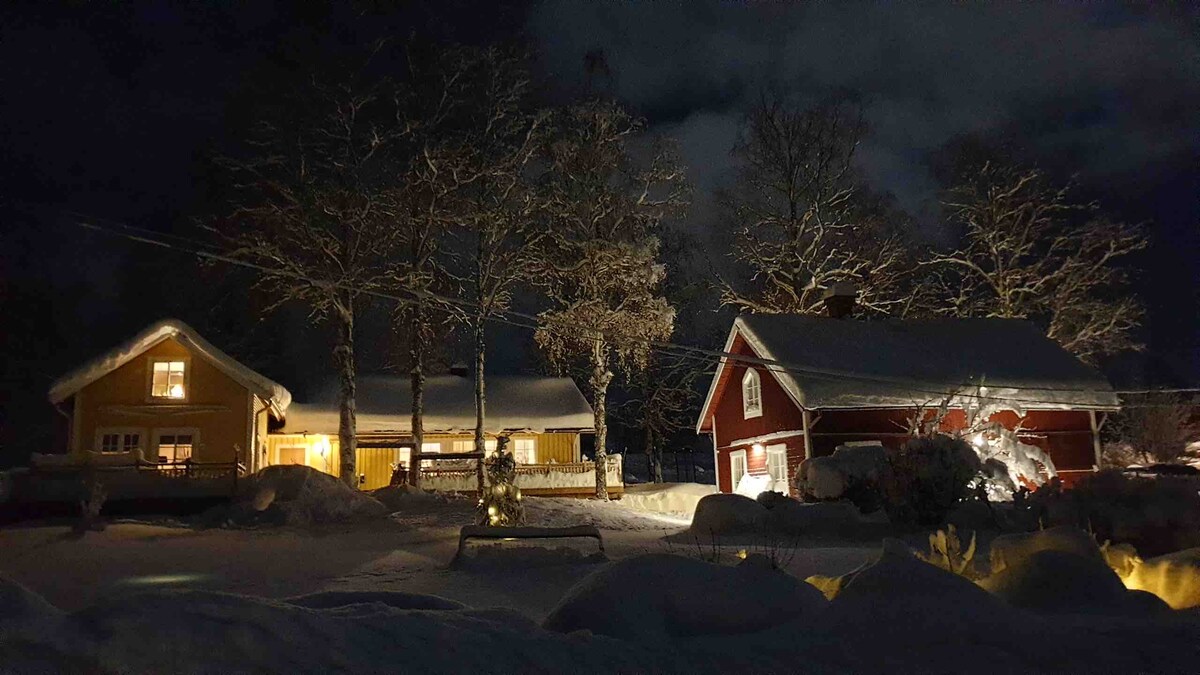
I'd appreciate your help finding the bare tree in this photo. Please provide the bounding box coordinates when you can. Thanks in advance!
[212,64,404,486]
[923,162,1147,363]
[429,49,547,466]
[534,99,688,499]
[1105,394,1200,465]
[619,352,704,483]
[719,91,910,317]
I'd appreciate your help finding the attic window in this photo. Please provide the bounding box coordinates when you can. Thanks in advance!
[151,361,187,399]
[742,369,762,419]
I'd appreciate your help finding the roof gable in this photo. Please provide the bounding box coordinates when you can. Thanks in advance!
[48,319,292,416]
[694,326,804,433]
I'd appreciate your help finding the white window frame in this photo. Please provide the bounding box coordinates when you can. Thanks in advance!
[147,357,190,402]
[276,445,309,466]
[729,449,748,493]
[151,428,200,464]
[766,444,788,495]
[94,427,144,455]
[513,438,537,464]
[742,368,762,419]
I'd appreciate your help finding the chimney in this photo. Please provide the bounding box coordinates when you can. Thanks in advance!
[822,282,858,319]
[449,361,470,377]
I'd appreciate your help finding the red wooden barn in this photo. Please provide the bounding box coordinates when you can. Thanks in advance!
[695,309,1120,496]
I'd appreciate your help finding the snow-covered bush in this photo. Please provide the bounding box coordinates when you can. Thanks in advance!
[979,549,1169,616]
[542,553,826,642]
[881,434,980,526]
[211,465,387,527]
[689,493,766,535]
[1123,547,1200,609]
[795,444,887,513]
[1018,470,1200,557]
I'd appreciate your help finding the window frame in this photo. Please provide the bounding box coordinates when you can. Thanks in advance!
[729,449,748,493]
[741,368,762,419]
[146,356,191,402]
[766,444,788,495]
[151,427,200,464]
[513,438,537,464]
[94,427,144,456]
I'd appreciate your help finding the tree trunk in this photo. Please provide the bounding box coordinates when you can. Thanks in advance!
[591,339,613,500]
[408,300,425,488]
[474,315,486,495]
[334,299,357,488]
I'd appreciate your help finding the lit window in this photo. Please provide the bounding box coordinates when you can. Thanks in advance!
[157,434,194,464]
[513,439,536,464]
[742,369,762,419]
[98,431,140,454]
[452,440,473,453]
[766,446,788,494]
[151,361,187,399]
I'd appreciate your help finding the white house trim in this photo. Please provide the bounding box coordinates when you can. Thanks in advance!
[694,321,808,433]
[721,429,806,450]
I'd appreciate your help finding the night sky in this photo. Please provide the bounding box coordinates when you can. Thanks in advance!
[2,1,1198,465]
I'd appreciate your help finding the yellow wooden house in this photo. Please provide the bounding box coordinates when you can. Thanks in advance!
[44,319,291,472]
[269,373,596,490]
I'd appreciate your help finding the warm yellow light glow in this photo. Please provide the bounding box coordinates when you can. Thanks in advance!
[487,505,498,516]
[752,443,765,455]
[168,384,185,398]
[737,549,748,560]
[313,435,331,457]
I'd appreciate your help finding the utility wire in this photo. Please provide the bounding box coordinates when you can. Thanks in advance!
[56,211,1200,408]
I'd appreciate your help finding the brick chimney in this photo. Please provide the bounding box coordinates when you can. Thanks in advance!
[822,282,858,319]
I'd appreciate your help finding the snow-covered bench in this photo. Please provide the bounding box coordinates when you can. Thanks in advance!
[454,524,605,561]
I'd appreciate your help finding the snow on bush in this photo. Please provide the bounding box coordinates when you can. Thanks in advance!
[882,434,980,526]
[689,494,767,535]
[211,465,387,527]
[620,482,716,516]
[1019,470,1200,557]
[542,553,826,642]
[980,549,1169,616]
[796,444,887,512]
[1124,548,1200,610]
[988,525,1105,573]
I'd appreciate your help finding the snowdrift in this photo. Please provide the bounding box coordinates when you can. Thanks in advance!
[619,482,716,516]
[208,465,387,527]
[542,553,826,642]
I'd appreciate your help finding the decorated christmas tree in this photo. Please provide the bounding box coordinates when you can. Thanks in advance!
[478,435,524,526]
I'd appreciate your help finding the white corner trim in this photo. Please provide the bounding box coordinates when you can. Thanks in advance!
[695,322,741,434]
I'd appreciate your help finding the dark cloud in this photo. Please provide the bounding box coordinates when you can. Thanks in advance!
[530,1,1200,236]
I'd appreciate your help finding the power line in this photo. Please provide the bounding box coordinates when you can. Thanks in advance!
[58,211,1200,408]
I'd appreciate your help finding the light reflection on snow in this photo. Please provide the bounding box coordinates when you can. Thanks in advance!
[116,573,211,586]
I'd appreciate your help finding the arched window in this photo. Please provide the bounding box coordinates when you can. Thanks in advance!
[742,368,762,419]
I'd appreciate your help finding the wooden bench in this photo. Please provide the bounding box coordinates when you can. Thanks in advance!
[454,524,605,561]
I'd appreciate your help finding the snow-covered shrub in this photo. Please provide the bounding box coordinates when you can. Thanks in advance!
[795,444,887,513]
[881,434,980,526]
[1019,470,1200,557]
[979,549,1169,616]
[74,475,107,534]
[542,553,826,642]
[214,465,387,527]
[689,493,766,535]
[1123,548,1200,609]
[988,525,1105,574]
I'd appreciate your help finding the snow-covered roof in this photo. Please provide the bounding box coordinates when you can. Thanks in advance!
[697,315,1119,429]
[47,319,292,416]
[282,374,595,435]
